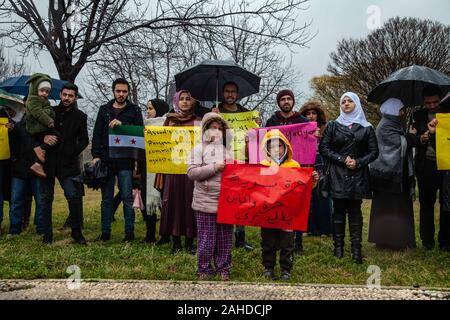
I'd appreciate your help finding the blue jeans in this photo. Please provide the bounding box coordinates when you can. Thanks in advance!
[101,169,134,233]
[0,163,3,224]
[41,176,84,235]
[9,176,43,234]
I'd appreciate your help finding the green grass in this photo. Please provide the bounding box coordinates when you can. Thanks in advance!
[0,186,448,288]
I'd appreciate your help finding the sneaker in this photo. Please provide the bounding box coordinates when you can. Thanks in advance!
[220,274,230,281]
[280,271,291,281]
[263,268,275,280]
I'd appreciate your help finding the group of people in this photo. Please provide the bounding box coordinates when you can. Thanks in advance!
[0,73,449,282]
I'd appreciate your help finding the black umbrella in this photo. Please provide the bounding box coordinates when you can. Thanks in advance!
[368,65,450,106]
[175,59,261,104]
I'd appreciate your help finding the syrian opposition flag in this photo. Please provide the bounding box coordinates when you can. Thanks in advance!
[108,125,145,161]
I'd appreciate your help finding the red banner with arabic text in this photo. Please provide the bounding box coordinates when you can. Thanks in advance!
[217,164,313,231]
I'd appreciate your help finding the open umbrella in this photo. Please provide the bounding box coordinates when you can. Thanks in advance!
[368,65,450,107]
[175,59,261,105]
[0,75,83,100]
[0,89,25,122]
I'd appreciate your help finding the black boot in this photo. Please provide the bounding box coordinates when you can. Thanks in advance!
[71,228,87,245]
[43,233,53,244]
[171,236,182,254]
[156,234,171,246]
[185,237,196,255]
[333,213,346,259]
[124,231,135,242]
[143,214,157,243]
[349,213,363,264]
[235,231,253,251]
[294,232,304,255]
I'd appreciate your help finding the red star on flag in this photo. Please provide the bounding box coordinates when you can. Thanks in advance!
[130,138,137,145]
[114,137,121,144]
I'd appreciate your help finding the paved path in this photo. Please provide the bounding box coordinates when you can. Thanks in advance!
[0,280,448,300]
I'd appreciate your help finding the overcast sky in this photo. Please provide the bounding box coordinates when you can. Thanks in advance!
[294,0,450,103]
[2,0,449,106]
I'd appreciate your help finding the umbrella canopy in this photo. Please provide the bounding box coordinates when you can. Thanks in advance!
[0,75,83,100]
[0,89,25,122]
[174,59,261,104]
[368,65,450,107]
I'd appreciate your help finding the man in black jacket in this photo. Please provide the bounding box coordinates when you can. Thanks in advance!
[413,85,450,251]
[92,78,144,242]
[40,83,89,244]
[7,109,44,235]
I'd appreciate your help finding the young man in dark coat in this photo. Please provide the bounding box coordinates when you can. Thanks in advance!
[418,88,450,251]
[40,83,89,244]
[92,78,144,242]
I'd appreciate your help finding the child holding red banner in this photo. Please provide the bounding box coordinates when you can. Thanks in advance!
[259,129,318,281]
[187,112,234,280]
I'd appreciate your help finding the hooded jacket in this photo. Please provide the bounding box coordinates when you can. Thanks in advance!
[187,112,234,214]
[260,129,300,168]
[25,73,55,135]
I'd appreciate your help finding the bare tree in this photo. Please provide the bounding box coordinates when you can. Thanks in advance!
[0,0,312,83]
[311,17,450,125]
[0,46,26,83]
[328,17,450,101]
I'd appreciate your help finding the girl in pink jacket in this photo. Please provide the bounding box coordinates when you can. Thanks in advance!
[187,112,234,280]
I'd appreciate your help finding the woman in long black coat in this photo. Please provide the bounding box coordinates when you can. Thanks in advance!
[369,98,417,250]
[319,92,379,263]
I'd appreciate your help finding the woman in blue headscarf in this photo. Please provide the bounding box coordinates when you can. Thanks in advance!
[319,92,379,263]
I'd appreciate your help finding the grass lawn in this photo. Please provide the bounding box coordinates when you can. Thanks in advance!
[0,185,448,288]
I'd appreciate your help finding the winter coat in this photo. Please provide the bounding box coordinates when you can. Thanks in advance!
[44,102,89,178]
[259,129,300,168]
[319,120,379,199]
[412,108,435,172]
[91,100,144,171]
[187,112,234,214]
[9,115,34,179]
[265,111,308,127]
[25,73,55,135]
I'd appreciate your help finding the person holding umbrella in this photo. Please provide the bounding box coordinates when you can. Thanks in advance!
[319,92,379,264]
[368,98,418,250]
[212,81,257,251]
[413,85,450,251]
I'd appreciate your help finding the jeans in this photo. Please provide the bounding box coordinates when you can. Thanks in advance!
[41,176,84,235]
[100,169,134,233]
[0,163,3,224]
[9,176,43,234]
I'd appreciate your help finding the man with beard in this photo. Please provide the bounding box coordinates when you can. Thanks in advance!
[92,78,144,242]
[39,83,89,244]
[266,89,308,126]
[265,89,309,254]
[213,81,261,251]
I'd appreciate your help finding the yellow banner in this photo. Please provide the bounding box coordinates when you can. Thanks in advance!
[221,111,259,161]
[0,118,10,160]
[144,126,201,174]
[436,113,450,170]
